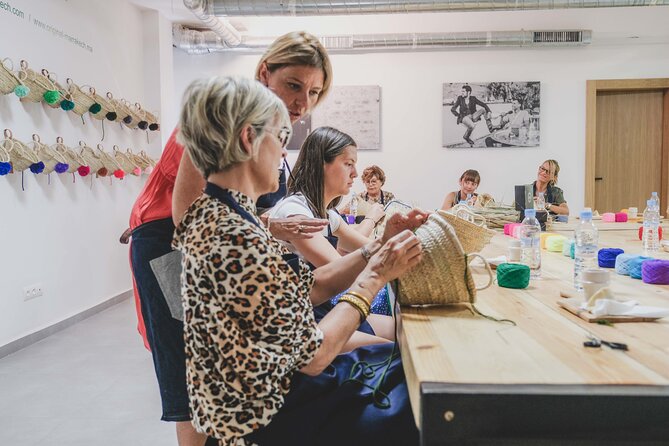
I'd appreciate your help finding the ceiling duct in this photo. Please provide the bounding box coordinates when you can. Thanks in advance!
[182,0,241,48]
[209,0,667,15]
[174,26,592,54]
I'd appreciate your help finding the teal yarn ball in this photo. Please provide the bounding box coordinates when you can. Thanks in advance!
[89,103,102,114]
[497,263,531,289]
[14,85,29,98]
[60,99,75,111]
[43,90,60,104]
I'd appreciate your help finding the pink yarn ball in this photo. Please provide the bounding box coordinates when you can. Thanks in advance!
[615,212,628,222]
[602,212,616,222]
[132,167,142,176]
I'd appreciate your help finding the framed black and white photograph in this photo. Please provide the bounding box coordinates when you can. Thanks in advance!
[442,82,541,148]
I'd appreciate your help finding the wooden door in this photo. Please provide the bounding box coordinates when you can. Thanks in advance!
[594,90,665,213]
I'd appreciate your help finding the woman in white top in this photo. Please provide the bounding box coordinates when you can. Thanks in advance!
[271,127,409,341]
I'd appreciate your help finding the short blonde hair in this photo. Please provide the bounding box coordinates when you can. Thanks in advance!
[178,76,290,178]
[255,31,333,107]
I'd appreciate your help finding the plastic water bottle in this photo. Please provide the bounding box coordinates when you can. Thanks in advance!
[466,193,473,207]
[650,192,660,212]
[642,199,660,253]
[535,191,545,211]
[350,195,358,217]
[574,208,599,290]
[519,209,542,278]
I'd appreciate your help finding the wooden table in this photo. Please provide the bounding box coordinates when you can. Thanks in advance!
[396,225,669,445]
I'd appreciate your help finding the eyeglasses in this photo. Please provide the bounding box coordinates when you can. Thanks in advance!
[538,166,554,176]
[258,125,292,149]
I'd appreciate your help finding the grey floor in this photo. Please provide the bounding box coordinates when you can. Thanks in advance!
[0,298,177,445]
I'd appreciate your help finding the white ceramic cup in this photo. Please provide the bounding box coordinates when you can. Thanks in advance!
[628,207,638,219]
[582,269,610,303]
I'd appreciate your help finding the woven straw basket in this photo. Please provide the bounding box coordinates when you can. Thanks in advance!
[440,207,496,253]
[113,145,138,173]
[18,61,58,103]
[90,90,116,120]
[140,150,157,167]
[79,141,104,173]
[32,134,68,174]
[143,109,160,130]
[373,199,413,239]
[2,129,38,172]
[0,139,10,164]
[0,58,20,94]
[106,93,135,126]
[127,148,149,170]
[53,137,85,173]
[65,79,97,116]
[398,212,493,306]
[42,70,66,109]
[96,144,122,172]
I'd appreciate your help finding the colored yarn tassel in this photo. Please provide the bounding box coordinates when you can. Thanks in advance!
[54,162,69,174]
[497,263,531,289]
[113,169,125,179]
[77,165,91,177]
[641,259,669,285]
[0,161,12,175]
[598,248,624,268]
[30,162,45,174]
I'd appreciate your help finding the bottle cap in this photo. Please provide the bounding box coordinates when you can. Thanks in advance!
[580,209,593,220]
[648,200,653,206]
[524,209,536,218]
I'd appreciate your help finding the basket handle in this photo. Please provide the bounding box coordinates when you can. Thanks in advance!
[32,134,41,143]
[451,205,487,227]
[20,59,28,70]
[2,57,14,71]
[4,129,12,139]
[97,143,105,152]
[106,92,114,100]
[467,253,494,292]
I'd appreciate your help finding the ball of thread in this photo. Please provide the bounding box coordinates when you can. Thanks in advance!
[30,161,45,174]
[137,121,148,130]
[512,225,522,239]
[77,165,90,177]
[60,99,75,111]
[615,212,628,223]
[562,239,574,257]
[54,162,69,174]
[0,161,12,175]
[113,169,125,179]
[14,84,30,98]
[43,90,60,104]
[89,103,102,114]
[615,254,639,275]
[602,212,615,222]
[570,242,575,259]
[497,263,530,289]
[105,111,117,121]
[97,167,108,177]
[149,123,159,131]
[629,256,652,279]
[122,115,132,125]
[598,248,624,268]
[641,259,669,285]
[540,232,557,249]
[545,235,566,252]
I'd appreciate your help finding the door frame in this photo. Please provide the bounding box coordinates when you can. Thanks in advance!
[585,78,669,211]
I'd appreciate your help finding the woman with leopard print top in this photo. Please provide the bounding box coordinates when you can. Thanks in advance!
[173,77,425,446]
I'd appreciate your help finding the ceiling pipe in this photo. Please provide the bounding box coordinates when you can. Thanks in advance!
[209,0,667,16]
[182,0,241,47]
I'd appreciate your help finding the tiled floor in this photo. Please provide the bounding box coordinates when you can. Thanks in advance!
[0,298,176,446]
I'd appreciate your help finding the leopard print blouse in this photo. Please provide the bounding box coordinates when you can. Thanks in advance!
[173,190,323,446]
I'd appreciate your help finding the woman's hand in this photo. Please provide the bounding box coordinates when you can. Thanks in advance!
[381,209,429,244]
[261,214,329,241]
[365,203,386,225]
[366,230,423,283]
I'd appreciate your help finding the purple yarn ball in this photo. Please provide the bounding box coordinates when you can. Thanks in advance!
[641,259,669,285]
[54,162,69,174]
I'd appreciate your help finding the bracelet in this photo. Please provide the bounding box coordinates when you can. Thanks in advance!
[360,244,372,263]
[345,290,373,308]
[338,295,370,322]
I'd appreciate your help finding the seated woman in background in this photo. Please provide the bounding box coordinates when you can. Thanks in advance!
[174,75,423,446]
[440,169,481,211]
[341,164,396,228]
[533,159,569,216]
[270,127,396,327]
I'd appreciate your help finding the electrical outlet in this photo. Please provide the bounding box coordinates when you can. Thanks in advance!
[23,283,43,301]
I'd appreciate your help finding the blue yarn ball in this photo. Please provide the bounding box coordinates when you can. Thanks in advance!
[30,162,45,174]
[54,162,69,174]
[0,161,12,175]
[14,85,30,98]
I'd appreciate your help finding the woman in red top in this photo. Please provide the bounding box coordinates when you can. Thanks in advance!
[129,31,333,446]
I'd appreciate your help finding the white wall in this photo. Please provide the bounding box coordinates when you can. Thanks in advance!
[0,0,166,347]
[173,6,669,212]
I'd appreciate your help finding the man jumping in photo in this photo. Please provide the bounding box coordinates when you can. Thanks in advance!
[451,85,493,146]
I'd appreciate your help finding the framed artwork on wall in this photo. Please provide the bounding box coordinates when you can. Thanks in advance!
[442,82,540,149]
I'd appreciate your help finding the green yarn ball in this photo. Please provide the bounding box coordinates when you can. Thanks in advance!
[89,102,102,114]
[14,85,30,98]
[43,90,60,104]
[60,99,75,111]
[497,263,531,289]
